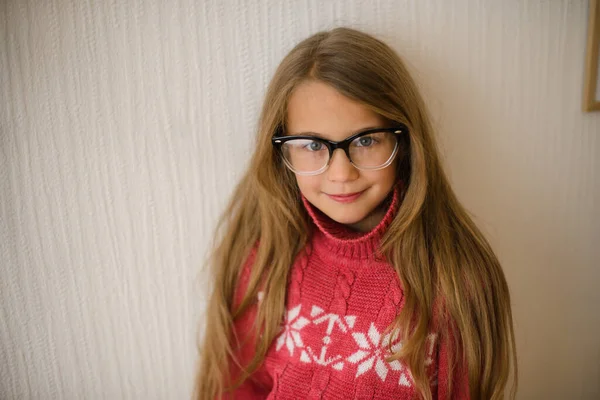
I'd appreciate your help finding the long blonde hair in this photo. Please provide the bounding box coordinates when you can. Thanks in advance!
[194,27,517,400]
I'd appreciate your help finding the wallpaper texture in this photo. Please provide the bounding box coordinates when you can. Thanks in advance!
[1,0,599,399]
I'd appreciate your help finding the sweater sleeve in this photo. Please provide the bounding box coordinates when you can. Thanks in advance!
[222,245,272,399]
[435,322,470,400]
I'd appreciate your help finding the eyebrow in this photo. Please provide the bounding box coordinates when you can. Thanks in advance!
[286,126,385,138]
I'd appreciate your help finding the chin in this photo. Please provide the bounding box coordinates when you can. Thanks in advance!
[323,205,368,225]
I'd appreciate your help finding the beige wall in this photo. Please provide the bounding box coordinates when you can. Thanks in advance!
[1,0,598,399]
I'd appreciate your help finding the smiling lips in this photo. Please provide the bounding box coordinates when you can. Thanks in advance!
[326,190,365,203]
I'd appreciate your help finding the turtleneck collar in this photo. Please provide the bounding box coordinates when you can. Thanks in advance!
[301,181,404,260]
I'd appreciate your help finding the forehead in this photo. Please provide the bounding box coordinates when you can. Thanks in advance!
[286,80,386,141]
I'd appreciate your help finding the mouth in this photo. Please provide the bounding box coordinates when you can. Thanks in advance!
[326,190,365,203]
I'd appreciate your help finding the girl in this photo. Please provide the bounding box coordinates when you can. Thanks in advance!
[194,27,517,400]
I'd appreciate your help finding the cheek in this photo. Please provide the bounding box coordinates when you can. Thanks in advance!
[362,165,397,188]
[379,158,399,186]
[295,175,322,195]
[380,167,397,187]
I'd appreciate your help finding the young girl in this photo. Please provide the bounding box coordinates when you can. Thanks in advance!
[194,27,517,400]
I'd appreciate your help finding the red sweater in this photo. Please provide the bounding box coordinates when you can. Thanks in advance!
[229,183,469,399]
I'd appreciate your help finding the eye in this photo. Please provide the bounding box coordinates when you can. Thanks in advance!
[355,136,375,147]
[304,141,324,151]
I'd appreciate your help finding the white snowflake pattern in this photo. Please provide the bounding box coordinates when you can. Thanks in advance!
[273,303,438,388]
[298,306,357,370]
[425,333,438,386]
[347,323,412,385]
[275,305,310,355]
[425,333,437,367]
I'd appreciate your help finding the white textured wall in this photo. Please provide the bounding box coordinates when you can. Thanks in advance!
[1,1,598,399]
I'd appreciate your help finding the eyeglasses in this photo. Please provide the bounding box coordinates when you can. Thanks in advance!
[271,126,407,176]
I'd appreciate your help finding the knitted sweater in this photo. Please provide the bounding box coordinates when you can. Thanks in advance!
[229,184,470,399]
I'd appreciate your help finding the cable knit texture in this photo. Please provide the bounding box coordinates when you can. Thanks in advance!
[229,183,469,399]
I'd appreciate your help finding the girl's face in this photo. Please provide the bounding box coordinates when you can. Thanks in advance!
[286,80,398,233]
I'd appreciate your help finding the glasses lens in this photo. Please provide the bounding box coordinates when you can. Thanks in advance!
[281,139,329,173]
[349,131,398,169]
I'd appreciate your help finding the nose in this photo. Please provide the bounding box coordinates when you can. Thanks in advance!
[326,149,359,182]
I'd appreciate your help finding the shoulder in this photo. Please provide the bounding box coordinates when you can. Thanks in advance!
[239,242,260,281]
[233,241,261,309]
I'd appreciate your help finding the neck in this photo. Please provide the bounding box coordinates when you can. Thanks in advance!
[346,202,388,233]
[301,181,404,260]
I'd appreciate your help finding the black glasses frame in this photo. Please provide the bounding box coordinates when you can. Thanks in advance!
[271,125,408,175]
